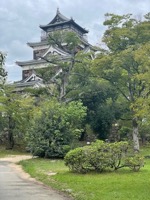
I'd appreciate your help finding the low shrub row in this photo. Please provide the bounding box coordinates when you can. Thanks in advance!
[64,140,144,173]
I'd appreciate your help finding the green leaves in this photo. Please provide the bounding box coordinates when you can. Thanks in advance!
[27,99,87,158]
[48,30,80,54]
[0,52,7,85]
[0,85,34,148]
[65,140,144,173]
[125,154,144,172]
[103,13,150,52]
[93,13,150,151]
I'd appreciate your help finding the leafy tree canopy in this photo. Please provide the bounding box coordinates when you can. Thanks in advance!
[93,13,150,151]
[0,85,34,149]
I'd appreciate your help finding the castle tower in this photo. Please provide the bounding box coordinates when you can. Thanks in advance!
[15,9,93,89]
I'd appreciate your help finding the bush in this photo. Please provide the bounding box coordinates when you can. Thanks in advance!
[45,145,71,158]
[88,140,112,172]
[106,141,128,170]
[64,140,144,173]
[27,99,87,158]
[124,154,144,172]
[31,144,71,158]
[32,145,47,157]
[64,146,91,173]
[88,146,111,172]
[90,140,128,171]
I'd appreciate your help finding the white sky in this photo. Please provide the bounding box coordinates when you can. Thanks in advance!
[1,0,150,81]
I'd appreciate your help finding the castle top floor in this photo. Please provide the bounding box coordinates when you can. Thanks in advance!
[39,8,88,41]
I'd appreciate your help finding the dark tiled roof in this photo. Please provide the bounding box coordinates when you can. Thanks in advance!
[40,19,88,34]
[13,80,44,90]
[16,54,72,67]
[40,10,88,34]
[27,40,49,47]
[16,59,46,67]
[49,8,70,24]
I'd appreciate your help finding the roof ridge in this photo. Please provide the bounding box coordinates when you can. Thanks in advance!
[40,9,70,29]
[49,9,69,25]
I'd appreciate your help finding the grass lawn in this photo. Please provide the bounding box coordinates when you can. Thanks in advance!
[0,146,29,158]
[19,146,150,200]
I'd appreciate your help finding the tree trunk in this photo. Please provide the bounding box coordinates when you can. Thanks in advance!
[6,116,15,149]
[7,129,14,149]
[60,72,68,101]
[132,117,140,152]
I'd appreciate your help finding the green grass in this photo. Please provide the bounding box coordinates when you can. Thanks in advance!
[0,146,29,158]
[19,147,150,200]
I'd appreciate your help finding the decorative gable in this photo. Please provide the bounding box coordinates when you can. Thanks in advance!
[24,73,43,83]
[49,8,69,24]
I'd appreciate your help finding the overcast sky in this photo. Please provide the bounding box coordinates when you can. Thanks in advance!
[1,0,150,82]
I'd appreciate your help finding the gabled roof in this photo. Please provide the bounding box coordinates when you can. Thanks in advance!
[49,8,70,24]
[23,72,43,83]
[40,9,88,34]
[42,45,70,57]
[16,45,71,67]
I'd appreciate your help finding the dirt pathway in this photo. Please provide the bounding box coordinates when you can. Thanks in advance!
[0,155,34,180]
[0,155,72,200]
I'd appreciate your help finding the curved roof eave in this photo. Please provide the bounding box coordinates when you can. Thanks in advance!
[16,59,46,67]
[40,9,70,29]
[27,40,49,48]
[40,19,88,34]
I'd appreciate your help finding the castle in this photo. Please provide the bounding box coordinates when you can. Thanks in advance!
[15,9,94,89]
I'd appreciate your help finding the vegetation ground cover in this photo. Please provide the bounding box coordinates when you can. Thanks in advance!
[19,146,150,200]
[0,146,29,158]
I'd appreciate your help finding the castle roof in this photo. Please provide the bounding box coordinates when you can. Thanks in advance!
[16,59,46,67]
[39,8,88,34]
[27,40,49,48]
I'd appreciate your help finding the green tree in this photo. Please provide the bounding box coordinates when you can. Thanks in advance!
[32,30,124,142]
[36,31,95,102]
[0,86,33,149]
[27,99,87,158]
[93,13,150,151]
[37,31,123,140]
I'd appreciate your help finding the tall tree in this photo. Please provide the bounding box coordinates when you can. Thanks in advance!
[0,86,33,149]
[36,31,94,102]
[36,31,121,140]
[93,13,150,151]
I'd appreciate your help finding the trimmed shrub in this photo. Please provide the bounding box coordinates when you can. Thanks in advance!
[88,140,112,172]
[90,140,129,171]
[64,140,144,173]
[125,154,144,172]
[107,141,128,170]
[64,146,91,173]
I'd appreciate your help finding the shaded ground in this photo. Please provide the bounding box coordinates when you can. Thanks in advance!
[0,155,72,200]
